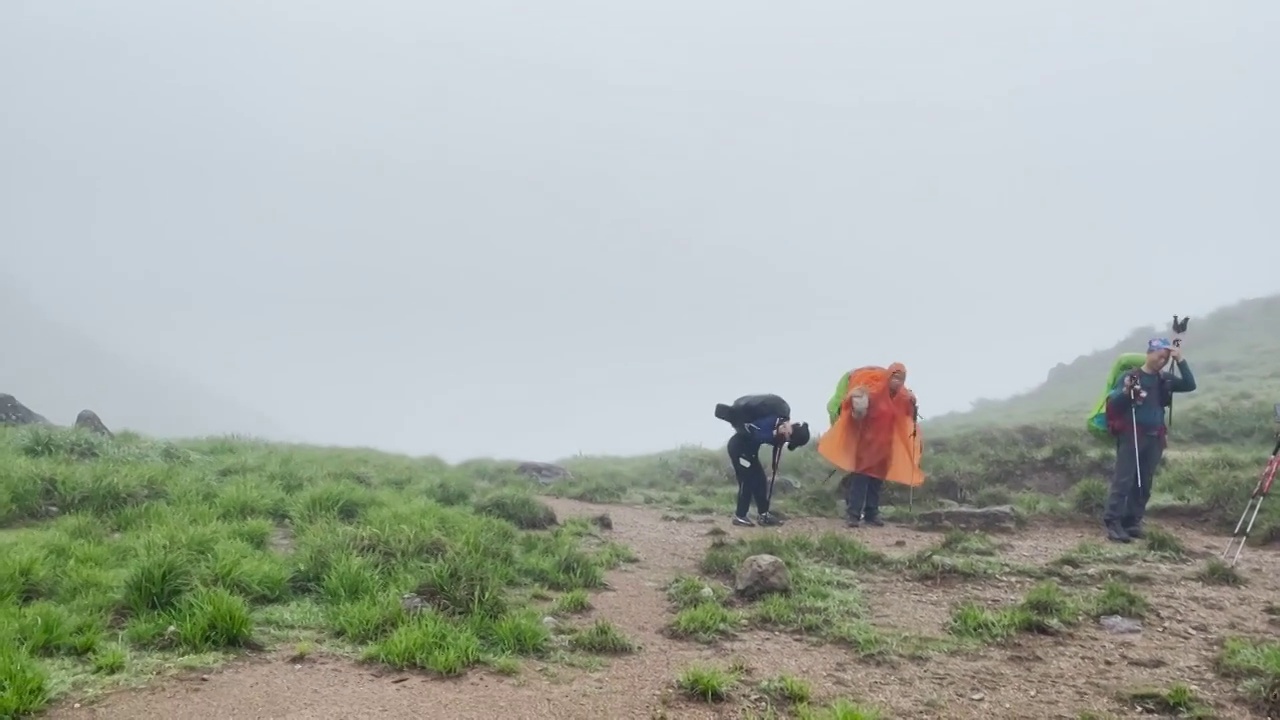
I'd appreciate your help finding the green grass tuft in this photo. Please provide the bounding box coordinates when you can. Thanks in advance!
[760,674,813,705]
[1141,527,1186,560]
[1122,682,1215,718]
[473,490,558,530]
[677,664,737,702]
[796,698,885,720]
[0,647,50,718]
[668,602,742,642]
[948,581,1080,642]
[568,619,637,654]
[552,589,592,615]
[1194,558,1246,587]
[1090,581,1150,618]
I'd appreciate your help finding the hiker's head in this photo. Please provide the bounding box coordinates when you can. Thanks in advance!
[783,421,810,451]
[1145,338,1172,366]
[888,363,907,393]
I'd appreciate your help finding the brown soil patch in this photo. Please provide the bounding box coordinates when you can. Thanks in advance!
[48,499,1280,720]
[268,524,295,554]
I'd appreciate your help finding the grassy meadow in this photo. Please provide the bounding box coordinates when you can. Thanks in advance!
[0,426,638,717]
[4,407,1274,715]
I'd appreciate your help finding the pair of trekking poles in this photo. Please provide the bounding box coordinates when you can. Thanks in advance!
[1222,421,1280,568]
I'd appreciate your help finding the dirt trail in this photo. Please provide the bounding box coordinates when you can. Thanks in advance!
[50,500,1280,720]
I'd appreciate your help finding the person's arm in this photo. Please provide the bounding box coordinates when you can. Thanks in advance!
[1168,359,1196,392]
[745,416,780,444]
[1108,372,1133,409]
[847,386,870,419]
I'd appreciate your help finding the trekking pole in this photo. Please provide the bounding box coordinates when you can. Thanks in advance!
[766,443,782,502]
[1129,382,1144,491]
[910,400,920,513]
[1222,437,1280,567]
[1164,315,1190,428]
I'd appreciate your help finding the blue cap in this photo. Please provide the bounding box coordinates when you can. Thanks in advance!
[1147,337,1173,353]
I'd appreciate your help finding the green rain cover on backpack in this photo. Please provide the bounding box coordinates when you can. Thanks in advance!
[1085,353,1146,441]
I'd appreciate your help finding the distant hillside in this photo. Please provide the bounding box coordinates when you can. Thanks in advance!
[1,283,283,439]
[925,293,1280,439]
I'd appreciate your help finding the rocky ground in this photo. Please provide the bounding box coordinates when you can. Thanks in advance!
[47,498,1280,720]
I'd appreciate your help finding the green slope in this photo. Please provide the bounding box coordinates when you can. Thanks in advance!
[925,293,1280,443]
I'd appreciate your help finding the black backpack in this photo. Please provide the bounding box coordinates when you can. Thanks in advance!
[714,394,791,434]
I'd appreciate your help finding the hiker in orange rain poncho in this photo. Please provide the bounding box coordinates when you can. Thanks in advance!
[819,362,923,528]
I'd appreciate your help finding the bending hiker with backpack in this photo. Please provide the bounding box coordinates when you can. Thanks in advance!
[820,363,924,528]
[1102,337,1197,543]
[714,394,810,527]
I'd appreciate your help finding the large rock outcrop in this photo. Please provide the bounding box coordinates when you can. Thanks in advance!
[1,394,116,437]
[516,462,573,485]
[74,409,114,438]
[0,394,51,426]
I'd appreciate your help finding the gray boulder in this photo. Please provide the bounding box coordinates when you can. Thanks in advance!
[516,461,573,485]
[734,554,792,599]
[74,409,114,438]
[771,475,802,495]
[916,504,1021,533]
[0,394,50,426]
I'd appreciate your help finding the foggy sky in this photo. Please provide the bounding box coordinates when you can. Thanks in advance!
[2,1,1276,462]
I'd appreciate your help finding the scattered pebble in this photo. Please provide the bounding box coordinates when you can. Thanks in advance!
[1099,616,1143,634]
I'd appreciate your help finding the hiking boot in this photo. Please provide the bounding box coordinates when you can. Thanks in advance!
[758,512,783,527]
[1124,525,1145,540]
[732,515,755,527]
[863,516,885,527]
[845,517,861,528]
[1105,523,1132,543]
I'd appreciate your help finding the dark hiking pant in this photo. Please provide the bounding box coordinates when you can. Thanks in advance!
[1104,431,1165,529]
[845,472,884,521]
[728,433,770,517]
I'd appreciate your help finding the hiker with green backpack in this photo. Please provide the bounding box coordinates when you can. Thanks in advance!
[1097,337,1197,543]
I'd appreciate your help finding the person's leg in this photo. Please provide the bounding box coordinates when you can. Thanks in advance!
[755,469,771,516]
[727,437,755,526]
[863,477,885,526]
[846,473,868,527]
[1125,435,1165,537]
[752,468,781,525]
[841,473,859,520]
[733,476,753,525]
[1103,436,1138,542]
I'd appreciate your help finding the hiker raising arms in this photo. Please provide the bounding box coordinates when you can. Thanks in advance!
[821,363,923,528]
[714,394,810,527]
[1103,338,1197,543]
